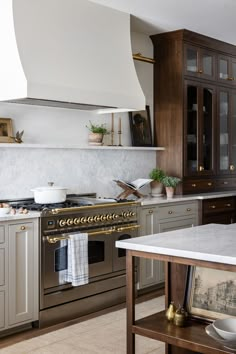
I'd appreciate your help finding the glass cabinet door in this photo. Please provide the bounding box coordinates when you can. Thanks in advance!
[219,90,229,173]
[185,81,215,176]
[185,45,215,80]
[230,91,236,171]
[186,47,198,73]
[218,56,236,85]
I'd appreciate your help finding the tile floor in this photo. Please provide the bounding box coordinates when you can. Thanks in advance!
[0,296,165,354]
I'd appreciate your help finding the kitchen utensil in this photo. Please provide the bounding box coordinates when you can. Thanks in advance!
[213,318,236,341]
[31,182,67,204]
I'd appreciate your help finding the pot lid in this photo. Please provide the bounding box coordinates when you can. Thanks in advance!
[31,182,67,192]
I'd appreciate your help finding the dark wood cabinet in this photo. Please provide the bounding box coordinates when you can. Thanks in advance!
[151,29,236,194]
[201,196,235,224]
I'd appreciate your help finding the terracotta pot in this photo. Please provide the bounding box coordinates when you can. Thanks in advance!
[165,186,175,198]
[88,133,103,145]
[150,180,163,197]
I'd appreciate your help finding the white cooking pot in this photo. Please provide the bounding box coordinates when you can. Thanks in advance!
[31,182,67,204]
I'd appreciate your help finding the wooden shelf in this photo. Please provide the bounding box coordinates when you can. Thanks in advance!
[134,311,232,353]
[0,143,165,151]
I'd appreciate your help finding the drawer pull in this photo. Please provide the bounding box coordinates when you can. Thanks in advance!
[223,181,228,185]
[230,164,235,171]
[225,203,232,207]
[191,184,197,187]
[186,208,191,212]
[207,182,212,186]
[148,210,153,214]
[210,205,216,209]
[168,211,173,214]
[20,226,26,230]
[199,165,204,171]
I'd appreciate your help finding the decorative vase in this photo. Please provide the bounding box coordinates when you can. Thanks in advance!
[88,133,104,146]
[150,180,163,197]
[165,186,175,198]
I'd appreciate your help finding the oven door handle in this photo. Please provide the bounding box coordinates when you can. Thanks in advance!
[116,225,140,232]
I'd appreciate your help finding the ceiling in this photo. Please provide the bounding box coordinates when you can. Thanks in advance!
[91,0,236,45]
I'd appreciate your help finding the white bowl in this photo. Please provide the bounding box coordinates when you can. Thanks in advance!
[213,318,236,341]
[0,207,11,216]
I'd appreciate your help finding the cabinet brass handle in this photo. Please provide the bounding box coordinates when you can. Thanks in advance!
[210,205,216,209]
[207,182,212,186]
[199,165,204,171]
[191,184,197,187]
[20,226,26,230]
[168,211,173,214]
[228,77,234,81]
[198,69,203,74]
[230,164,235,171]
[225,203,231,207]
[148,210,153,214]
[186,208,191,211]
[223,181,228,185]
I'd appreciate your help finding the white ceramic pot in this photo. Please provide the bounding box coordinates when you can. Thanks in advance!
[150,180,163,197]
[31,183,67,204]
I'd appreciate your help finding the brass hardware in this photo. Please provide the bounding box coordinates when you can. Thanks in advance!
[20,226,26,230]
[46,224,140,244]
[207,182,212,186]
[198,69,203,74]
[148,210,153,214]
[225,203,232,207]
[223,181,228,185]
[228,77,234,81]
[191,184,197,187]
[133,53,155,64]
[186,208,191,212]
[50,201,138,214]
[210,205,216,209]
[199,165,204,171]
[168,211,173,214]
[230,164,235,171]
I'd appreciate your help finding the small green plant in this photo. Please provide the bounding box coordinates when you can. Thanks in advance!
[149,168,166,182]
[86,121,109,135]
[162,176,181,188]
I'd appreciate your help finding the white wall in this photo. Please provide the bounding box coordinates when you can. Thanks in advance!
[0,32,156,199]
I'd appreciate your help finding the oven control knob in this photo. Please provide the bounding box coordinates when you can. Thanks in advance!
[80,217,87,224]
[59,219,67,227]
[122,212,128,218]
[101,214,107,221]
[73,218,80,225]
[66,218,74,226]
[130,212,135,217]
[112,213,119,220]
[106,214,113,221]
[87,216,94,223]
[94,215,101,222]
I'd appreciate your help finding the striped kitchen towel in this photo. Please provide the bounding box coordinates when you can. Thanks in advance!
[65,233,89,286]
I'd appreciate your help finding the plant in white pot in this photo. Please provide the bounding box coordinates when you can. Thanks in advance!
[162,176,181,198]
[149,168,166,197]
[86,121,109,146]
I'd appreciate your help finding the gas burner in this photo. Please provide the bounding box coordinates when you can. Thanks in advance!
[9,199,86,211]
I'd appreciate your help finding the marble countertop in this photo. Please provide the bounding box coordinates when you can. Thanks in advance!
[0,211,41,221]
[116,223,236,266]
[140,190,236,206]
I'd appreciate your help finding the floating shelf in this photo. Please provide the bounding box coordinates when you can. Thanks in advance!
[0,143,165,151]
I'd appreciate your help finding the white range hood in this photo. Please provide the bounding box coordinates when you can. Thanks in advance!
[0,0,145,112]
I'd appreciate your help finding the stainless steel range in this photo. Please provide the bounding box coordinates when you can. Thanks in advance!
[12,196,140,327]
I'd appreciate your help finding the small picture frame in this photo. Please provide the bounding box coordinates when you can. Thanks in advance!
[0,118,13,143]
[185,266,236,321]
[129,106,152,146]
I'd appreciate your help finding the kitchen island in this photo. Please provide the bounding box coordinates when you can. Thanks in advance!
[116,224,236,354]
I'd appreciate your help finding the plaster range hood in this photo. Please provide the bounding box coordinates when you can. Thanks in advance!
[0,0,145,112]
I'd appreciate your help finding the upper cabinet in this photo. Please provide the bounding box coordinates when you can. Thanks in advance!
[151,29,236,194]
[184,44,216,81]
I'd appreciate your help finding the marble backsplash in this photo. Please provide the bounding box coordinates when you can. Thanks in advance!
[0,148,156,200]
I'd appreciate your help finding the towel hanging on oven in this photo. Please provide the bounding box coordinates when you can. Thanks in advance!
[65,233,89,286]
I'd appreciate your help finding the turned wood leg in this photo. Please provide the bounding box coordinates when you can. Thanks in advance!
[126,251,135,354]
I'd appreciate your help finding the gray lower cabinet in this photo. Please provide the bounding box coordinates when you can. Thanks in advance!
[138,201,199,290]
[0,218,39,332]
[0,225,7,330]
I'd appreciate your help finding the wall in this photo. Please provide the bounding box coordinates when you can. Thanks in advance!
[0,32,157,199]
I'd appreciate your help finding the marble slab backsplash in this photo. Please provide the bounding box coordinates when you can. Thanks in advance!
[0,148,156,200]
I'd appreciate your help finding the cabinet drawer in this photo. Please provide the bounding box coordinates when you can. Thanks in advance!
[0,249,5,286]
[183,179,215,194]
[0,226,5,244]
[158,202,197,219]
[203,197,235,214]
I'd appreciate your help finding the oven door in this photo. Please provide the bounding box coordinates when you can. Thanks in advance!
[113,225,139,272]
[42,231,114,291]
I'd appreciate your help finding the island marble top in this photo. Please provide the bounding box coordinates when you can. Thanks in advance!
[116,223,236,266]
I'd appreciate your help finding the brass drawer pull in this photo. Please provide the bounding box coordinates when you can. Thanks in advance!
[225,203,232,207]
[191,184,197,187]
[168,211,173,214]
[230,164,235,171]
[20,226,26,230]
[148,210,153,214]
[186,208,191,212]
[223,181,228,185]
[198,69,203,74]
[207,182,212,186]
[210,205,216,209]
[199,165,204,171]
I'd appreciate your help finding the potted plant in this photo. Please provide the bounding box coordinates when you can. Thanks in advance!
[86,121,109,145]
[162,176,181,198]
[149,168,166,197]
